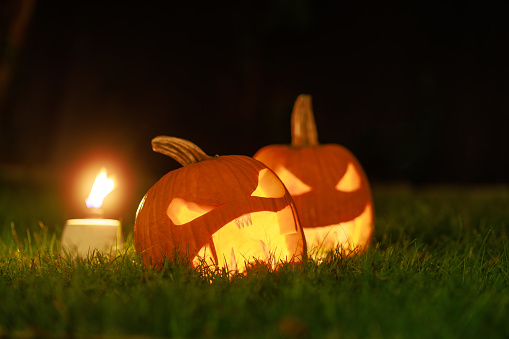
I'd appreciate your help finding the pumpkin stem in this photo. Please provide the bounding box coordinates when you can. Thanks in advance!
[291,94,319,147]
[151,136,213,166]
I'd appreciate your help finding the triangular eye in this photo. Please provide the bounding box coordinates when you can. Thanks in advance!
[167,197,218,225]
[273,166,312,197]
[335,162,361,192]
[251,169,286,198]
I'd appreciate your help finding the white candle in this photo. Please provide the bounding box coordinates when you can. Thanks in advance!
[61,218,123,257]
[61,168,123,257]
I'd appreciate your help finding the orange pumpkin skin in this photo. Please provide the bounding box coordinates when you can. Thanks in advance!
[254,95,373,256]
[134,137,306,272]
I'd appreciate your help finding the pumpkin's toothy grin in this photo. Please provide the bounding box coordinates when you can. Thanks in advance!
[234,213,252,229]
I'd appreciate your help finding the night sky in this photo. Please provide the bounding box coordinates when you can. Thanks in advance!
[1,1,509,210]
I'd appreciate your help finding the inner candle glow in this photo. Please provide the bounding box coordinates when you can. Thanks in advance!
[61,168,123,257]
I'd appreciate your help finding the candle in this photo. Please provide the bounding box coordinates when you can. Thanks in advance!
[61,168,123,257]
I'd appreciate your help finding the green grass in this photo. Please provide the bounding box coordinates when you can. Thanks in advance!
[0,180,508,338]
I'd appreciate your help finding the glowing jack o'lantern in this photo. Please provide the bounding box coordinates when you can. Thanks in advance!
[254,95,374,257]
[134,136,306,272]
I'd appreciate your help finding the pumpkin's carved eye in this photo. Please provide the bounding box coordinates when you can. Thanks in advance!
[251,169,286,198]
[335,163,361,192]
[274,166,312,196]
[167,197,218,225]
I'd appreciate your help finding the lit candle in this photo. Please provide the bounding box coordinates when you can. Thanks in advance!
[61,168,123,257]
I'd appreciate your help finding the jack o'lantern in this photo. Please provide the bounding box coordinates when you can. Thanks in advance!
[254,95,373,257]
[134,136,306,272]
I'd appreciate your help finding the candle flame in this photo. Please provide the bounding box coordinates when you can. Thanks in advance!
[86,168,115,209]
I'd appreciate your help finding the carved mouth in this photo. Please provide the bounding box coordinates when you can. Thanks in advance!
[193,206,302,272]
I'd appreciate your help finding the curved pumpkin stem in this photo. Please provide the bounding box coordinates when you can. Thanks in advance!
[291,94,319,147]
[151,136,213,166]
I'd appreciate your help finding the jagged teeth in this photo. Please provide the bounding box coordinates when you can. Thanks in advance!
[260,240,270,258]
[230,247,238,272]
[260,240,276,269]
[234,213,253,229]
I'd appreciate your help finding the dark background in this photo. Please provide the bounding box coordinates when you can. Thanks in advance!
[1,1,508,219]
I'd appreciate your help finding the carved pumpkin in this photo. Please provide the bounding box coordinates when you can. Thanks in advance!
[134,136,306,272]
[254,95,373,257]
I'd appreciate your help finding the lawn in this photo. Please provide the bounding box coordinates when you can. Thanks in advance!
[0,179,508,338]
